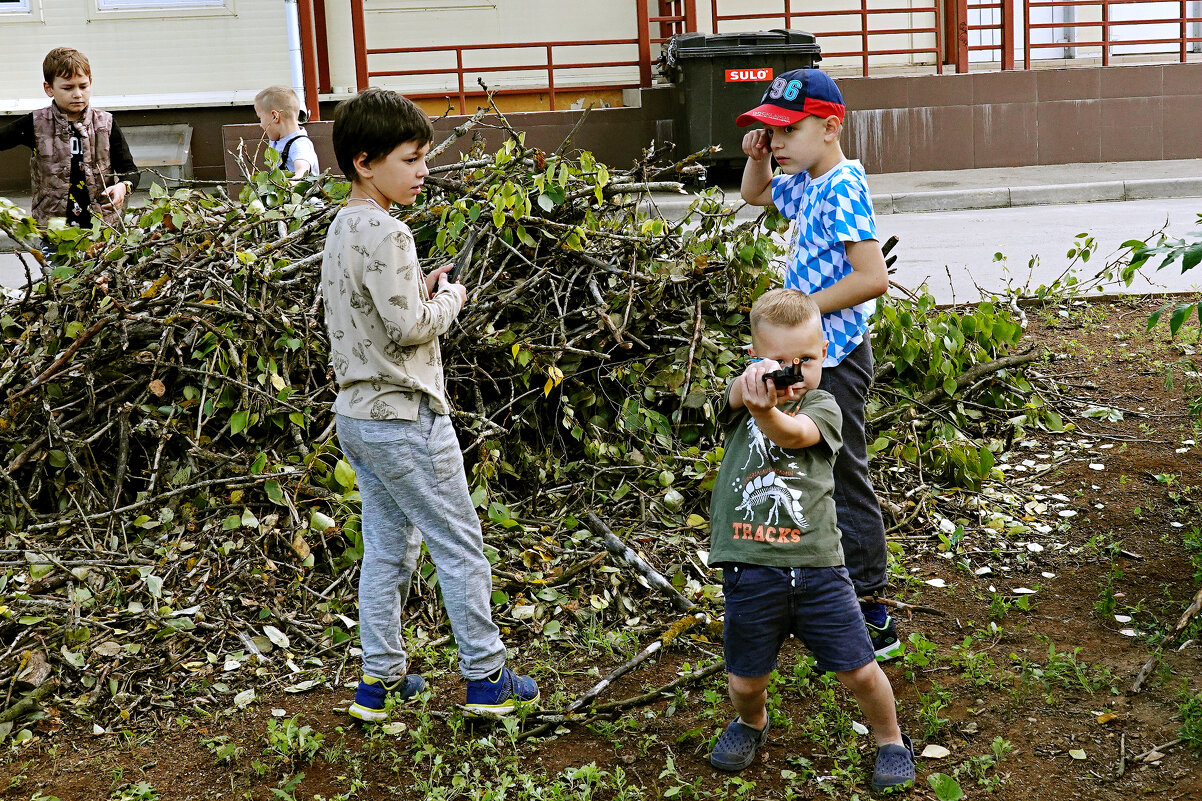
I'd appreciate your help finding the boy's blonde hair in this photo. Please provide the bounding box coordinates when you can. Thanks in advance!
[750,288,820,340]
[255,86,302,120]
[43,48,90,85]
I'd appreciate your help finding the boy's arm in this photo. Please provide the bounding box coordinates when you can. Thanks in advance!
[364,230,463,347]
[810,239,889,314]
[735,359,818,449]
[751,407,823,450]
[739,129,774,206]
[0,114,34,152]
[108,123,140,190]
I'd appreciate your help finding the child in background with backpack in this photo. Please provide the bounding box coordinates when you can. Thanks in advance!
[254,85,319,179]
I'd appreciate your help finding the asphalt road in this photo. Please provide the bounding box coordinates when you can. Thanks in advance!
[3,197,1201,303]
[878,197,1202,304]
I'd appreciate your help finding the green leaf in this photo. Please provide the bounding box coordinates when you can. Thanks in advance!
[222,514,242,531]
[230,410,250,435]
[264,480,285,505]
[942,377,957,397]
[334,459,356,489]
[928,773,964,801]
[1169,302,1195,337]
[1182,243,1202,272]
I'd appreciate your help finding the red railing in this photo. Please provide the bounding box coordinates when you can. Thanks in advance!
[1020,0,1202,68]
[951,0,1202,71]
[352,1,660,113]
[708,0,944,75]
[344,0,1202,109]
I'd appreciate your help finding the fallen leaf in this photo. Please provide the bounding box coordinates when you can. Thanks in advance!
[92,642,123,658]
[1096,712,1119,725]
[922,744,951,759]
[234,688,255,707]
[1012,587,1037,595]
[285,680,321,693]
[925,578,947,588]
[263,625,290,649]
[1069,749,1086,760]
[149,379,166,397]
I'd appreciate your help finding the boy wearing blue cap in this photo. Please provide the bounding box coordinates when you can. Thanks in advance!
[737,69,900,661]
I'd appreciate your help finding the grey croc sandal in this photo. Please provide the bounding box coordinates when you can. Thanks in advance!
[709,718,770,772]
[871,732,915,792]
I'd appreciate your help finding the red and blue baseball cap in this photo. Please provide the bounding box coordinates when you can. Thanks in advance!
[736,68,846,127]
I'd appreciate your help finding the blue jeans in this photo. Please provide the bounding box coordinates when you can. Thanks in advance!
[337,401,507,682]
[819,336,889,597]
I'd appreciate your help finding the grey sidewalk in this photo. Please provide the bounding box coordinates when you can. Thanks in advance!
[867,158,1202,214]
[641,157,1202,217]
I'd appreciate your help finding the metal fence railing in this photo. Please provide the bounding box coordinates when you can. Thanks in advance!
[343,0,1202,111]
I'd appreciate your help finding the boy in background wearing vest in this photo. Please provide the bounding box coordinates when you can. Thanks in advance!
[738,69,901,660]
[254,86,319,179]
[0,47,140,228]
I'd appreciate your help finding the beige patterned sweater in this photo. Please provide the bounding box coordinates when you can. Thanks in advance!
[321,203,463,420]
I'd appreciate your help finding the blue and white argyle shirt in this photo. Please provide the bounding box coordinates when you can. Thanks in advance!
[772,159,878,367]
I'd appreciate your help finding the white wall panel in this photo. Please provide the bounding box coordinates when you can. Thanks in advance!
[0,0,292,111]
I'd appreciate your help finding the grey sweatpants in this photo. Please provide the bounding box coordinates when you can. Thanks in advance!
[818,334,889,598]
[336,402,507,682]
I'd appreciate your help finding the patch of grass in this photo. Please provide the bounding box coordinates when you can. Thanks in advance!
[264,715,324,767]
[916,684,952,738]
[1180,690,1202,754]
[1094,565,1122,619]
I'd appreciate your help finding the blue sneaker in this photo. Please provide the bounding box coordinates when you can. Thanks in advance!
[464,667,539,717]
[348,674,426,722]
[867,615,903,662]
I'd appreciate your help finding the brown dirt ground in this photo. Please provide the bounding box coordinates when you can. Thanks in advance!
[3,295,1202,800]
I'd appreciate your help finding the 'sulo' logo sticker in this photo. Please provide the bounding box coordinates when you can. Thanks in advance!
[725,68,773,83]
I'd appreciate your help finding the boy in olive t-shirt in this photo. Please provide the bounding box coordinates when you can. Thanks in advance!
[706,289,913,792]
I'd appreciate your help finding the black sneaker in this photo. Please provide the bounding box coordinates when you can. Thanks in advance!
[709,718,770,772]
[871,732,915,792]
[867,614,903,662]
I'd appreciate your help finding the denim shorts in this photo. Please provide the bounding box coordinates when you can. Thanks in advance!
[721,563,876,677]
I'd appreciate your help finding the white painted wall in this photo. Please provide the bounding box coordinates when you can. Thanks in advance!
[0,0,293,112]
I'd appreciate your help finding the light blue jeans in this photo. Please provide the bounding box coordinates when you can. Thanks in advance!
[336,401,507,681]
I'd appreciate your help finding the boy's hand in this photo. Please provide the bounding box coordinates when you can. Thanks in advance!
[742,129,772,161]
[100,181,128,210]
[436,272,468,307]
[425,262,452,296]
[739,360,804,414]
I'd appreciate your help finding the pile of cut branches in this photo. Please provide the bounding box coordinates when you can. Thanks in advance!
[0,111,1057,734]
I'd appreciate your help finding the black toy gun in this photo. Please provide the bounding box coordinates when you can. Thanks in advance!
[762,358,804,389]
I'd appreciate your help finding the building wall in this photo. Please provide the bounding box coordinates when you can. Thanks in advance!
[0,0,293,112]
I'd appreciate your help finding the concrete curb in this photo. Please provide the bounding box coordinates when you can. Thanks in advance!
[878,176,1202,214]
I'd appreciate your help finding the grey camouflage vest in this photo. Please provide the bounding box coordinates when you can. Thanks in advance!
[30,104,118,227]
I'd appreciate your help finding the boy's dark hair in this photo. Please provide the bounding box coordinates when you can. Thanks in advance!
[43,48,91,85]
[333,88,433,180]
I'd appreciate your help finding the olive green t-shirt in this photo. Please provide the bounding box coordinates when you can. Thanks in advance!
[708,389,844,567]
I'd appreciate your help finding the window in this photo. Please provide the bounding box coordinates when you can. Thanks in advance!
[96,0,224,7]
[0,0,31,12]
[89,0,232,20]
